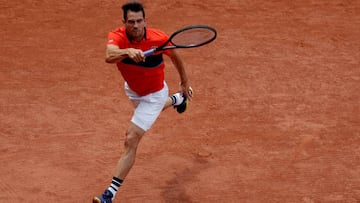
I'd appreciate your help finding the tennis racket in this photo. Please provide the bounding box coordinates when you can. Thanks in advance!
[143,25,217,57]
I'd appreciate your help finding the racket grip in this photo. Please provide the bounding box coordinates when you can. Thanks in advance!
[143,48,156,57]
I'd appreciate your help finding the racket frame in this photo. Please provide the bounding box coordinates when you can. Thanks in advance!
[144,25,217,57]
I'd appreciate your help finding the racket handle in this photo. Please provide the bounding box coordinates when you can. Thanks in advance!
[143,48,156,57]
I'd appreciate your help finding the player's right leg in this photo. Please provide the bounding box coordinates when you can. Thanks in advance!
[93,123,145,203]
[93,83,168,202]
[115,123,145,178]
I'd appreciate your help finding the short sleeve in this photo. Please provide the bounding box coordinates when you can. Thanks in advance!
[107,31,122,46]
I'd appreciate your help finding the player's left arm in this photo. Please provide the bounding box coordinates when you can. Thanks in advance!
[168,49,192,100]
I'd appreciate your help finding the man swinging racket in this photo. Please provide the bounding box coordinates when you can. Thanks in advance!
[93,1,193,202]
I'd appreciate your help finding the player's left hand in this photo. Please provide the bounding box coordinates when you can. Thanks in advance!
[180,82,193,101]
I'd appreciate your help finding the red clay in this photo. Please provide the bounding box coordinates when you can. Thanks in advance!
[1,0,359,202]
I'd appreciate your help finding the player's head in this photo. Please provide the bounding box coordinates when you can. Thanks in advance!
[122,1,145,21]
[122,1,146,41]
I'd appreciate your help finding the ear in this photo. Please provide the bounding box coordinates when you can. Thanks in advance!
[122,19,126,24]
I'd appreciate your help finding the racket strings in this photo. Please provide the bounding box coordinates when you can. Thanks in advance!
[171,28,216,47]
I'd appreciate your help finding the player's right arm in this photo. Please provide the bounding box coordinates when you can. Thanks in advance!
[105,45,145,64]
[105,44,129,63]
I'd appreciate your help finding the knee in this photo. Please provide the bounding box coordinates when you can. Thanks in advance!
[124,130,142,149]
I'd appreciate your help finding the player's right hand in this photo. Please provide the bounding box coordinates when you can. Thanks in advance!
[127,48,145,63]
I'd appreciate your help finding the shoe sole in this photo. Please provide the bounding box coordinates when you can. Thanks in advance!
[176,97,188,113]
[175,86,192,114]
[93,197,101,203]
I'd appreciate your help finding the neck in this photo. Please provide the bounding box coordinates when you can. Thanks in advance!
[126,27,146,42]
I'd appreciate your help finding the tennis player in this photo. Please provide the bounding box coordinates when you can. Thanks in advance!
[93,1,193,203]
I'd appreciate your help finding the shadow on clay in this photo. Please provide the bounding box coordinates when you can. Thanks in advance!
[160,155,211,202]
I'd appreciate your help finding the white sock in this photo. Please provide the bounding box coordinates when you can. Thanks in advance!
[107,177,123,200]
[170,93,184,106]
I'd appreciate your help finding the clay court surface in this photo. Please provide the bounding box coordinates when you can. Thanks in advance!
[1,0,359,202]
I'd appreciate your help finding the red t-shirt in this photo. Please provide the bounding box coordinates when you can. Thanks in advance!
[107,27,171,96]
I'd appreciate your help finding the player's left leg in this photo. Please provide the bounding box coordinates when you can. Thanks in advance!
[164,86,193,113]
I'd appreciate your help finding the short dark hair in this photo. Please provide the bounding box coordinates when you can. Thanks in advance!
[122,1,145,21]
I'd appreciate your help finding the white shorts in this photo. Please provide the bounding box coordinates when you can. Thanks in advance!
[124,82,169,131]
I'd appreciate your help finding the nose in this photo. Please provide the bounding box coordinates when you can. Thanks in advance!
[133,21,142,28]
